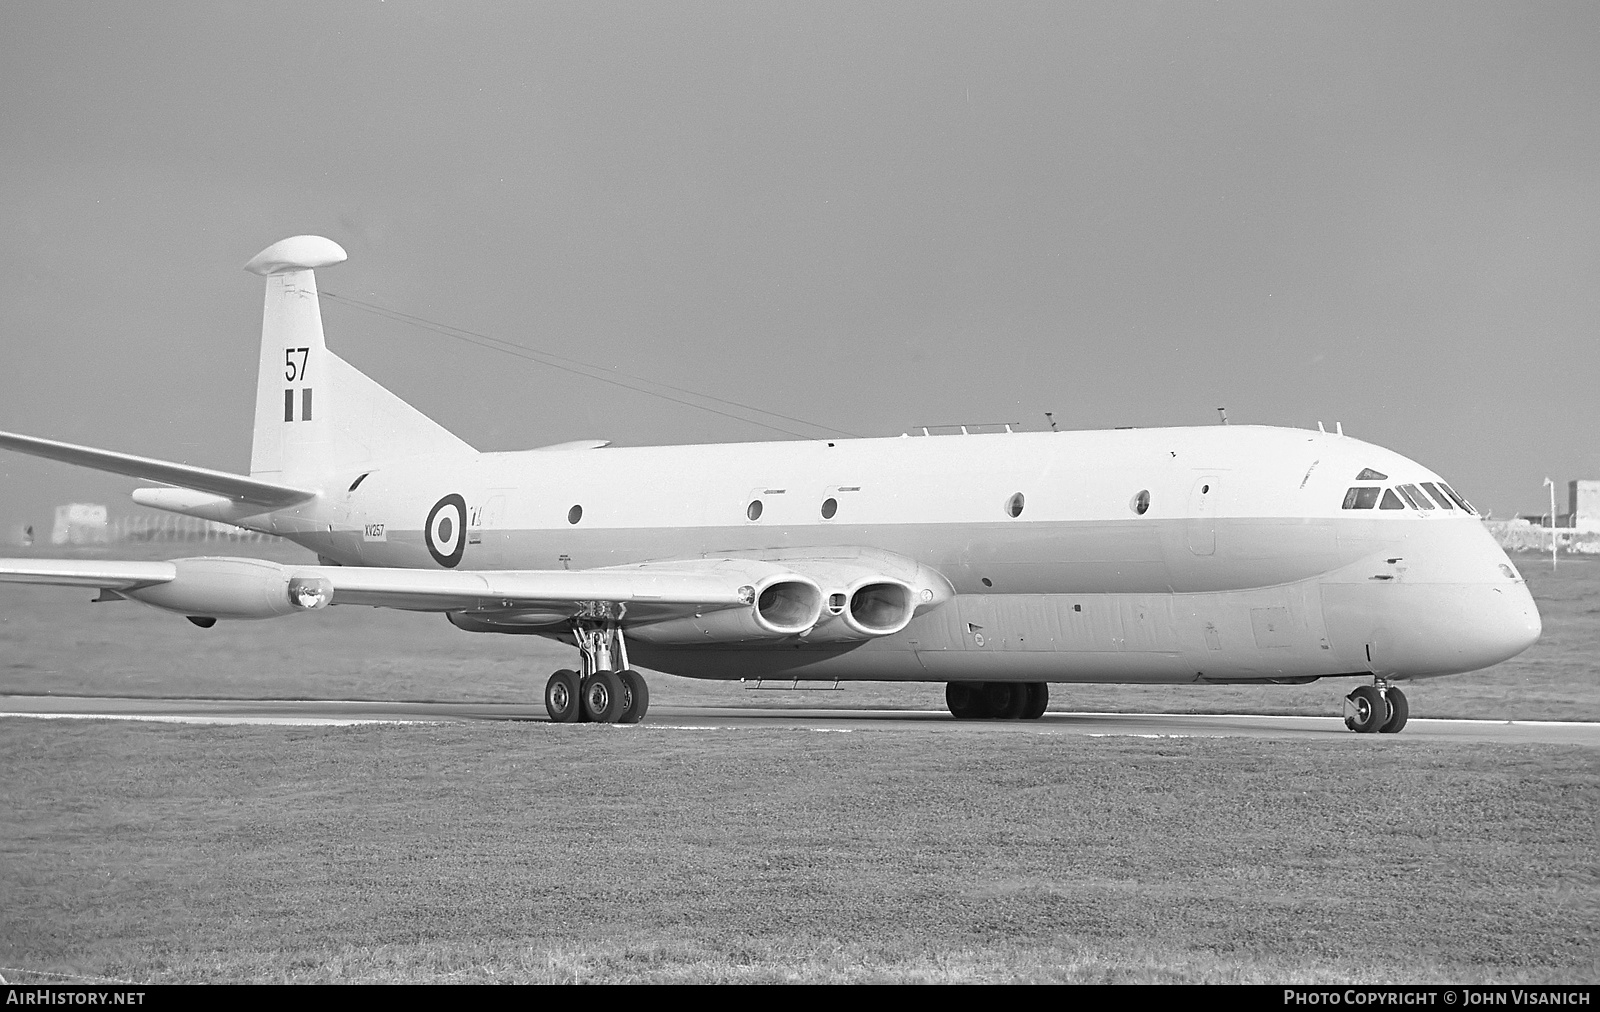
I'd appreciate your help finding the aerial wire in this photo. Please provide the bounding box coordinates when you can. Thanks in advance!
[318,289,859,440]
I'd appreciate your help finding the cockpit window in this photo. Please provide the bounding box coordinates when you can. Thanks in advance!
[1397,484,1434,510]
[1439,482,1476,514]
[1356,468,1388,481]
[1420,482,1454,510]
[1342,487,1382,509]
[1379,489,1405,510]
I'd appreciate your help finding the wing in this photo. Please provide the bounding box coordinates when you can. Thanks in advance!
[0,556,822,638]
[314,564,758,619]
[0,551,951,642]
[0,430,316,509]
[0,558,178,589]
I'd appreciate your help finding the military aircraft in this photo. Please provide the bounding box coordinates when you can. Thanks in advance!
[0,236,1542,732]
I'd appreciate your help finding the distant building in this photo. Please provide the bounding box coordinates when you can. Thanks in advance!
[1571,480,1600,533]
[50,503,109,545]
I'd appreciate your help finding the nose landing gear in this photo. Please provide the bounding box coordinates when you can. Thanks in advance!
[544,619,651,724]
[1344,681,1409,734]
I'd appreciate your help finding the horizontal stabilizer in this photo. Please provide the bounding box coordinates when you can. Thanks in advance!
[0,430,317,509]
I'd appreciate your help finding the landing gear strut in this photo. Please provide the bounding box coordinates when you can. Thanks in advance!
[1344,680,1408,734]
[946,681,1049,720]
[544,619,650,724]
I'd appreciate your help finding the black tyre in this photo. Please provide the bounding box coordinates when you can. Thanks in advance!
[1378,687,1409,734]
[618,669,650,724]
[1344,684,1389,733]
[1021,682,1049,720]
[946,681,985,719]
[984,682,1029,720]
[544,669,582,723]
[582,669,627,723]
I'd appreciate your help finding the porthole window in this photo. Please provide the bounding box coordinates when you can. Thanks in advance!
[567,505,583,525]
[1131,490,1150,515]
[821,497,838,519]
[747,499,763,521]
[1006,492,1025,518]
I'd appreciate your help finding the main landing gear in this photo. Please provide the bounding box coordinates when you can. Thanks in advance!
[946,681,1049,720]
[1343,680,1409,734]
[544,620,650,724]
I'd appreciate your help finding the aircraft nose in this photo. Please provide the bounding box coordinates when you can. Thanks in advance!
[1491,580,1542,660]
[1426,580,1541,672]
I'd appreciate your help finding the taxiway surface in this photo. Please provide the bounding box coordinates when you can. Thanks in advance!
[2,694,1596,745]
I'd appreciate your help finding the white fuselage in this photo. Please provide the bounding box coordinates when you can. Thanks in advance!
[263,424,1540,685]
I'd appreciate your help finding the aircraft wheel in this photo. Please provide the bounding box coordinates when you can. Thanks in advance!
[946,681,986,719]
[1378,686,1409,734]
[544,669,582,723]
[582,669,627,723]
[1022,682,1049,720]
[1344,684,1390,733]
[617,669,650,724]
[984,682,1029,720]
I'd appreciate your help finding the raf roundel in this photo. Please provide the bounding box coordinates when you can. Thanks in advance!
[425,494,468,568]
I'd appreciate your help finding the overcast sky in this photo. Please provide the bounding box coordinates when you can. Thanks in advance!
[2,1,1597,532]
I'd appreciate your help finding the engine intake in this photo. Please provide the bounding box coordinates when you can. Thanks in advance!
[848,581,917,636]
[629,575,823,645]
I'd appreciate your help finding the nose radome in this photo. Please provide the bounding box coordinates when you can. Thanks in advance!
[1371,581,1543,676]
[1494,581,1543,660]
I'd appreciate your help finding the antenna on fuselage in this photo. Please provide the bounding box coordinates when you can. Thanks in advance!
[1044,411,1058,432]
[1216,407,1229,425]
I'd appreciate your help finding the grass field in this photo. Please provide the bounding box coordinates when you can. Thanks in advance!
[1,719,1595,984]
[2,542,1596,720]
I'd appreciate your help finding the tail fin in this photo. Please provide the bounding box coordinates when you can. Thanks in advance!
[244,236,473,488]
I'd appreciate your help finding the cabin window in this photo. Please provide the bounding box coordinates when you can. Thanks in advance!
[1420,482,1454,509]
[1006,492,1025,518]
[567,505,583,524]
[1439,482,1476,513]
[1342,487,1381,509]
[746,500,763,521]
[1379,489,1405,509]
[1398,484,1434,510]
[821,497,838,519]
[1130,490,1150,515]
[1356,468,1388,481]
[348,472,370,492]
